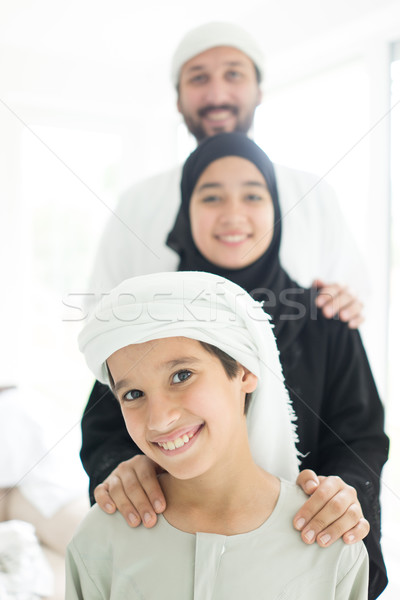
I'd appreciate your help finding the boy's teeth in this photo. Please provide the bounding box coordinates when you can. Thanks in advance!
[158,431,195,451]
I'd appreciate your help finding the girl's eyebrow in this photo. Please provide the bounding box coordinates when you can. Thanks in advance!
[243,181,268,188]
[196,181,267,192]
[196,182,222,192]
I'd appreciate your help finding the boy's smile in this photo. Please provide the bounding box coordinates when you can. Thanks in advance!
[107,337,256,481]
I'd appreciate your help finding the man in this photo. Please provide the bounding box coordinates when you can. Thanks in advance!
[87,22,366,324]
[80,22,387,598]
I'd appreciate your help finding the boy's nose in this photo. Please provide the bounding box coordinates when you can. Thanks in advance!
[146,394,181,432]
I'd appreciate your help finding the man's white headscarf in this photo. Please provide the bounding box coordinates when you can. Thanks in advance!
[171,22,265,87]
[79,271,299,481]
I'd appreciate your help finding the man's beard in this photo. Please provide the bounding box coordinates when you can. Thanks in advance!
[182,104,256,142]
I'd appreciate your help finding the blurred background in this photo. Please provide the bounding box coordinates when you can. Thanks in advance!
[0,1,399,596]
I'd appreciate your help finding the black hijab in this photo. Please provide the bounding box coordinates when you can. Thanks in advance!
[167,132,314,352]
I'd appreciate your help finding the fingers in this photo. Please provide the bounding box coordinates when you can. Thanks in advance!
[339,300,365,329]
[342,518,370,545]
[94,482,117,514]
[129,456,166,517]
[94,471,142,527]
[314,283,364,326]
[94,455,166,528]
[296,469,320,495]
[112,463,157,528]
[293,476,367,547]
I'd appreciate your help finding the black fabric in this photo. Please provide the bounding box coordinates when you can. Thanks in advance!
[80,133,389,598]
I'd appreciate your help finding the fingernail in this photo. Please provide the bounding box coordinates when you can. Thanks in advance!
[347,534,355,543]
[105,503,114,513]
[128,513,139,526]
[320,534,331,545]
[154,500,163,513]
[305,529,315,542]
[143,512,152,524]
[304,480,318,494]
[295,518,305,530]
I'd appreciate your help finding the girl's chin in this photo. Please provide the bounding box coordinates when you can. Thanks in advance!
[211,258,252,270]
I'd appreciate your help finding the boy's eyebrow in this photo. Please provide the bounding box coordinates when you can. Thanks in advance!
[165,356,201,369]
[112,378,130,393]
[112,356,201,393]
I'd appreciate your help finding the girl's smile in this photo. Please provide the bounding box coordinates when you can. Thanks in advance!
[190,156,274,269]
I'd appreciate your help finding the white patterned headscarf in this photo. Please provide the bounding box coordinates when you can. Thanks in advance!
[79,271,299,481]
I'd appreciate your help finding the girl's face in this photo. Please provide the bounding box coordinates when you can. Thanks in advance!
[189,156,274,269]
[107,337,257,481]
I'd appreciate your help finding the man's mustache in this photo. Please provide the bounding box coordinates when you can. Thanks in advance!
[198,105,239,117]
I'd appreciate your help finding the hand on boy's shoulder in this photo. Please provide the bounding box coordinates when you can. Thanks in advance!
[313,279,364,329]
[95,455,166,528]
[293,469,370,548]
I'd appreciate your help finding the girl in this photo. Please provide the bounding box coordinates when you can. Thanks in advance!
[69,271,368,599]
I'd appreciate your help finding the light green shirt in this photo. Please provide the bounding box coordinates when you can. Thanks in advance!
[66,480,368,599]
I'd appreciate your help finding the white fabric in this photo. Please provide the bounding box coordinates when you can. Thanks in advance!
[0,520,53,599]
[83,162,370,315]
[79,271,299,481]
[66,480,369,600]
[0,388,87,518]
[170,22,265,86]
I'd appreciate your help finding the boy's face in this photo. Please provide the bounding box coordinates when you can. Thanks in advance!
[107,337,256,481]
[177,46,261,142]
[190,156,274,269]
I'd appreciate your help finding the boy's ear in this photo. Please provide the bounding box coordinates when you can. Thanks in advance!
[241,367,258,394]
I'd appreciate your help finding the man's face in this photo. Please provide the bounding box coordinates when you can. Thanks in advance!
[177,46,262,142]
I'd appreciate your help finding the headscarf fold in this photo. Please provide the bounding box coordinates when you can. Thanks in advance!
[79,271,299,481]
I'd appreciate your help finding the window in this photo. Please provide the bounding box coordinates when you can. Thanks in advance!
[16,124,122,425]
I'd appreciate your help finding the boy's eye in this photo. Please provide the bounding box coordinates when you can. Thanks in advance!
[124,389,143,402]
[172,370,192,384]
